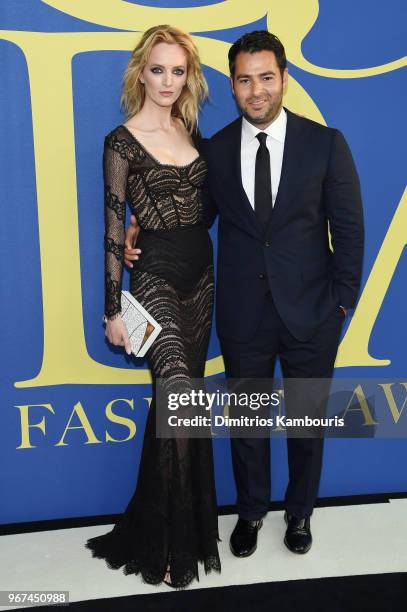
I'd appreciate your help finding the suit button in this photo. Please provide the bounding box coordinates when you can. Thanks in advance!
[265,241,271,247]
[258,273,266,280]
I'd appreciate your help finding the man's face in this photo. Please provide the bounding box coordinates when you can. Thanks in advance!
[231,50,288,128]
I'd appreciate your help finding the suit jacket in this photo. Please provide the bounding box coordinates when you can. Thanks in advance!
[201,107,364,343]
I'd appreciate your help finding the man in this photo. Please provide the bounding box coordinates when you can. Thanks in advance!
[124,31,364,557]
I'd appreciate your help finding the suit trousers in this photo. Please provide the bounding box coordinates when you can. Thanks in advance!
[220,290,345,520]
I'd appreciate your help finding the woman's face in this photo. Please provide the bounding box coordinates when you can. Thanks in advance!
[140,42,188,108]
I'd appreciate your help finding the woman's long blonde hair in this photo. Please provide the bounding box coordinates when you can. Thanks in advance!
[121,25,208,134]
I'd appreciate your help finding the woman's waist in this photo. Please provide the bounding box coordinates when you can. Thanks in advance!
[137,224,211,252]
[131,233,213,294]
[140,222,207,235]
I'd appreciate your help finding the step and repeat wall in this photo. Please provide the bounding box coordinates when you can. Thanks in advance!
[1,0,406,523]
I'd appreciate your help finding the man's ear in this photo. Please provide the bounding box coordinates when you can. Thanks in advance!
[230,76,235,96]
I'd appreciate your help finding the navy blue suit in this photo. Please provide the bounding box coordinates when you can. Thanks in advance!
[201,108,364,519]
[202,108,364,343]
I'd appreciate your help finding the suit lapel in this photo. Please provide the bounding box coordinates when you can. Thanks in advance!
[230,117,263,236]
[264,108,304,235]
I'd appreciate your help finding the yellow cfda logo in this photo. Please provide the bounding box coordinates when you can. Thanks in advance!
[1,0,405,387]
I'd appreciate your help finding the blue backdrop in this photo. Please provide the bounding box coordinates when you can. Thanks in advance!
[0,0,406,524]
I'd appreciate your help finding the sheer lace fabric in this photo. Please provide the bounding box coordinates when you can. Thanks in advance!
[85,125,221,589]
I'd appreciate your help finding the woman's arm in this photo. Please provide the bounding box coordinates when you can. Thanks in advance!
[103,133,131,353]
[103,134,128,318]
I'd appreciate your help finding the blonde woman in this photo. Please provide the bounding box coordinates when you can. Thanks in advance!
[85,25,221,589]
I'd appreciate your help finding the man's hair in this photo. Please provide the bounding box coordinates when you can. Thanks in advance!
[228,30,287,78]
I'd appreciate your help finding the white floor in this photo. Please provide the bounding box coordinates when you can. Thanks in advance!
[0,500,406,609]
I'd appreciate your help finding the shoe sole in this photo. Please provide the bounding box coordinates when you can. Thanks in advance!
[229,520,263,558]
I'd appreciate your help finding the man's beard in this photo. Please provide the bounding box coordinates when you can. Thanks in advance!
[240,93,282,126]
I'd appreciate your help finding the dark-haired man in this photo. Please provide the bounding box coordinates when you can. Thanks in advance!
[124,30,364,559]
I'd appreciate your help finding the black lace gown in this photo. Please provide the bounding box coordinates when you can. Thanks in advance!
[85,125,221,589]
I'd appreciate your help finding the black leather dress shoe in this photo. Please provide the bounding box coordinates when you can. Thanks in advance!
[284,511,312,554]
[230,518,263,557]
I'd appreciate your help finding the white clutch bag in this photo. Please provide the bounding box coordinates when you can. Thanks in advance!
[102,290,162,357]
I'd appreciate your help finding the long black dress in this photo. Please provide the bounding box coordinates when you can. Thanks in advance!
[85,125,221,589]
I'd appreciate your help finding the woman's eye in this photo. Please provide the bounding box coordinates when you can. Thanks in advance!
[151,67,162,74]
[174,69,185,76]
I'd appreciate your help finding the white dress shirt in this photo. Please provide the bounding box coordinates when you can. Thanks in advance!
[241,107,287,208]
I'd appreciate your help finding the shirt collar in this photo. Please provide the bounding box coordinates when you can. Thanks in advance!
[241,107,287,145]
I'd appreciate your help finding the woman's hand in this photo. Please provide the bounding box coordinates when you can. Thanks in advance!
[105,316,132,355]
[124,214,141,268]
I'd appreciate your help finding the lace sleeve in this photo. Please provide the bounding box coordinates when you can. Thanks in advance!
[103,134,129,318]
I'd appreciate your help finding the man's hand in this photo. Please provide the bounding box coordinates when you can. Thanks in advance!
[124,214,141,268]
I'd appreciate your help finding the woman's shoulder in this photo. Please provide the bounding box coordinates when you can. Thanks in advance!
[105,123,131,142]
[103,123,149,166]
[103,124,138,158]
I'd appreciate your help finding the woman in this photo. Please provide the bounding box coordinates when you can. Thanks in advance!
[85,25,221,589]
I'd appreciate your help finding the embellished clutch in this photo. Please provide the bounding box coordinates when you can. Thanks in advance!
[102,290,162,357]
